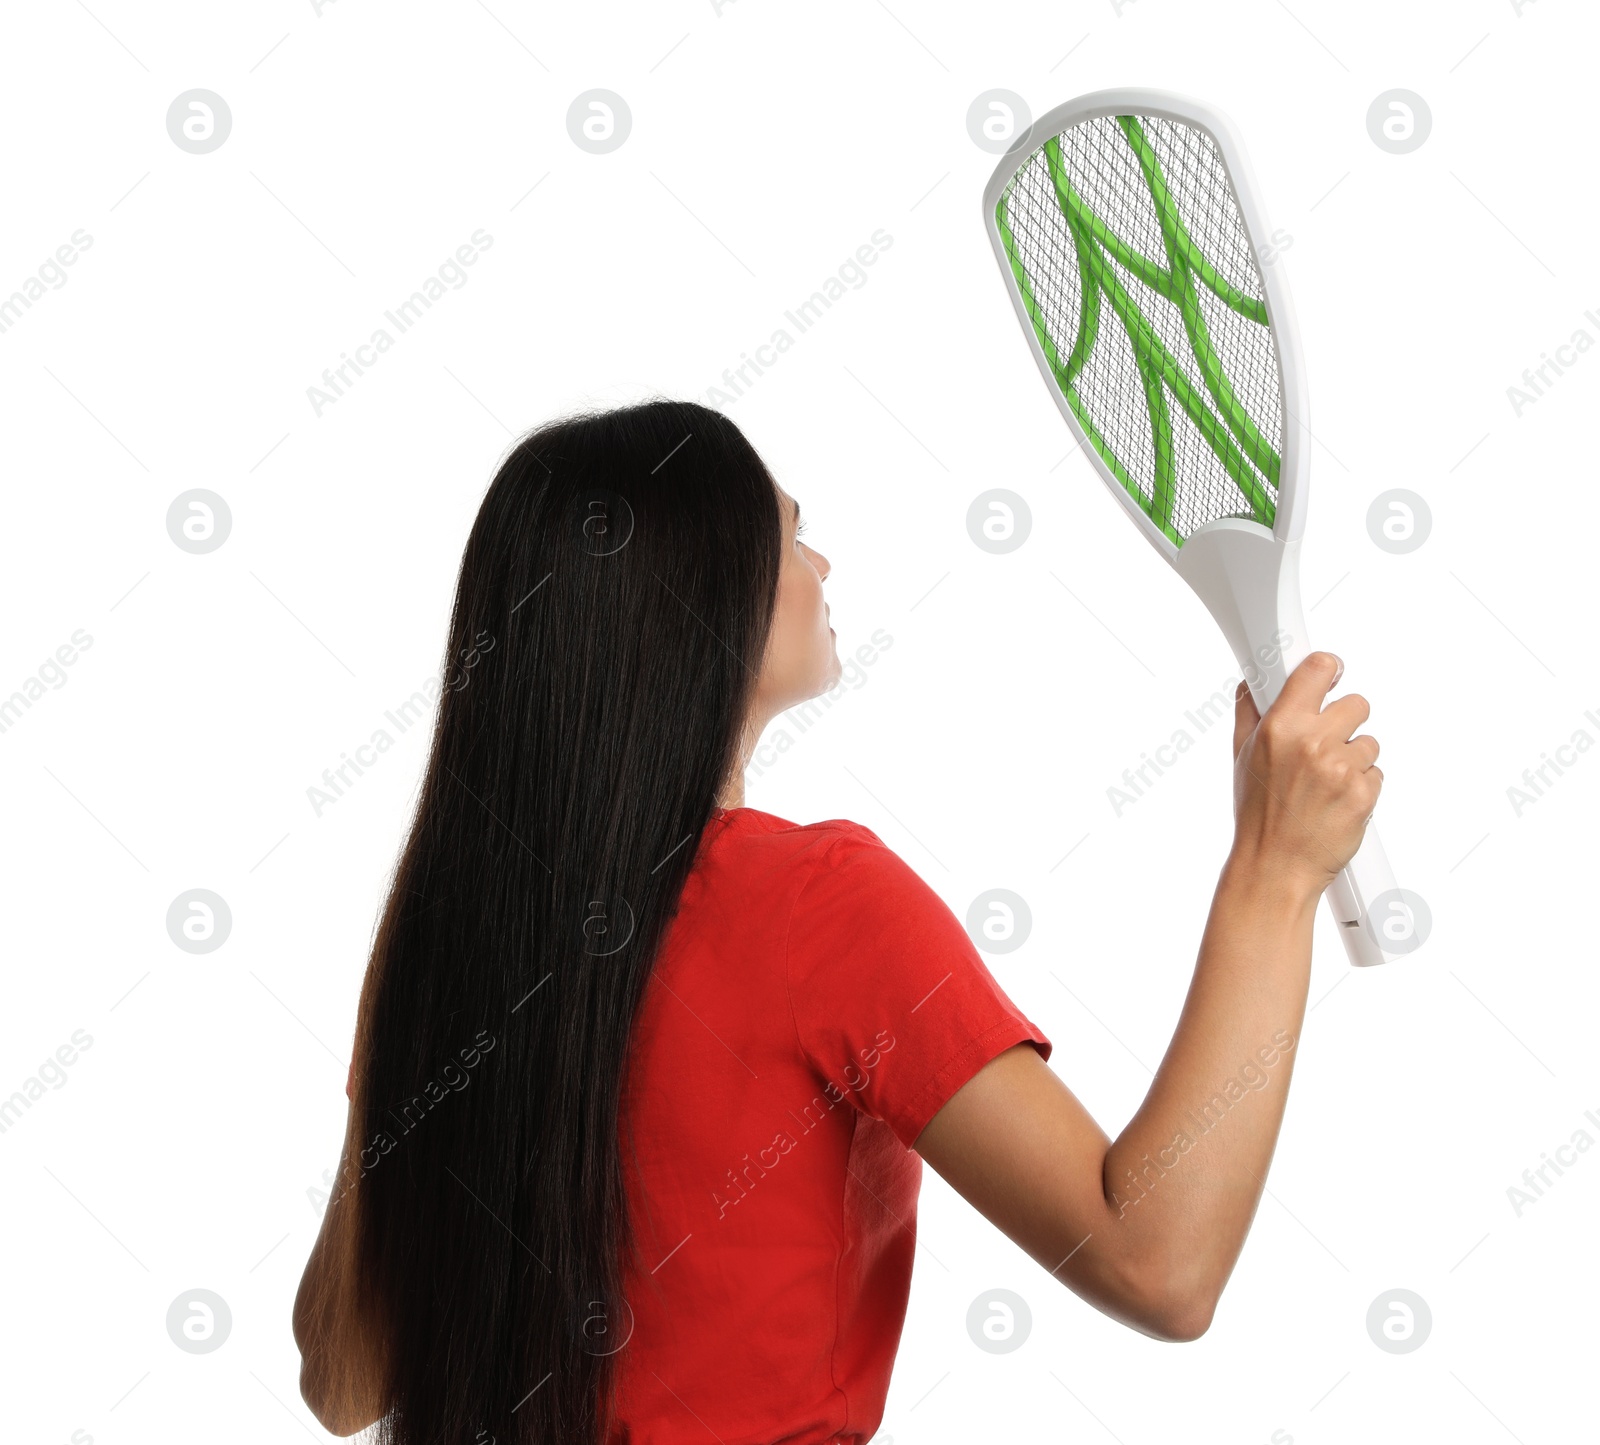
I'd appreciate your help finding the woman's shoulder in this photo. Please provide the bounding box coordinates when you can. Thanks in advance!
[697,809,915,905]
[709,810,942,925]
[711,806,891,861]
[676,810,916,968]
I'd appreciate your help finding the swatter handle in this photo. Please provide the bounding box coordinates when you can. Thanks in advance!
[1174,519,1405,967]
[1325,824,1399,968]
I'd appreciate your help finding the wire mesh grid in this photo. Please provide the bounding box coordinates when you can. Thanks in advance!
[998,113,1285,542]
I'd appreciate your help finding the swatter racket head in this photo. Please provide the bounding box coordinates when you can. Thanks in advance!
[982,89,1309,557]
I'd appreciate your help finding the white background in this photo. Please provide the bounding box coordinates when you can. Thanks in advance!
[2,0,1593,1441]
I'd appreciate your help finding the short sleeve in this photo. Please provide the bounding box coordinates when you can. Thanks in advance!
[784,826,1052,1151]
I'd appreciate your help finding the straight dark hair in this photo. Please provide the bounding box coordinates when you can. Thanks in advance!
[350,398,783,1442]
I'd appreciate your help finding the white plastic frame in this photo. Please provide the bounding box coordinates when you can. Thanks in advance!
[982,87,1401,967]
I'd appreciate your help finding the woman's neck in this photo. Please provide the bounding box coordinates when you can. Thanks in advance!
[716,717,763,810]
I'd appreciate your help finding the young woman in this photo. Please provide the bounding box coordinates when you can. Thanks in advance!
[293,397,1381,1444]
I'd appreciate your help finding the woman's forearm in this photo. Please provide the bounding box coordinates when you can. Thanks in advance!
[294,1119,389,1436]
[1101,850,1318,1335]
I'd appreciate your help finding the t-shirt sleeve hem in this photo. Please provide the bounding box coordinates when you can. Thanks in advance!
[896,1014,1052,1153]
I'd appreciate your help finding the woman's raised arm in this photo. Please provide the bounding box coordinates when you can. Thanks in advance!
[915,652,1379,1341]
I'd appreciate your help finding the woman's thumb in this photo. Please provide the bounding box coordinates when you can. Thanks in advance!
[1232,677,1260,758]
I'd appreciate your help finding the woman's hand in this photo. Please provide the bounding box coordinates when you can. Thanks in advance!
[1229,651,1382,901]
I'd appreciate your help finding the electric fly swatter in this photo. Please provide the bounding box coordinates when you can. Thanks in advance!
[983,88,1401,967]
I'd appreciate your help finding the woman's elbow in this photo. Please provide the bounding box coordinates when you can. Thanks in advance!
[1147,1289,1216,1343]
[298,1354,385,1438]
[1118,1254,1219,1343]
[297,1353,344,1435]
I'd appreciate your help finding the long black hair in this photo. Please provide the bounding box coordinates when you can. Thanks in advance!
[350,398,783,1442]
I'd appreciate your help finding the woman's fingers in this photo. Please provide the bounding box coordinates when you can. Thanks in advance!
[1274,650,1344,715]
[1230,654,1386,888]
[1321,691,1371,742]
[1347,734,1381,771]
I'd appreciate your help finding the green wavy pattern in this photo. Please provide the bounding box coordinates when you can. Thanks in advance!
[997,116,1279,542]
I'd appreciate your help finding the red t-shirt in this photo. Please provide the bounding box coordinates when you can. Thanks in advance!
[345,806,1051,1443]
[608,807,1051,1442]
